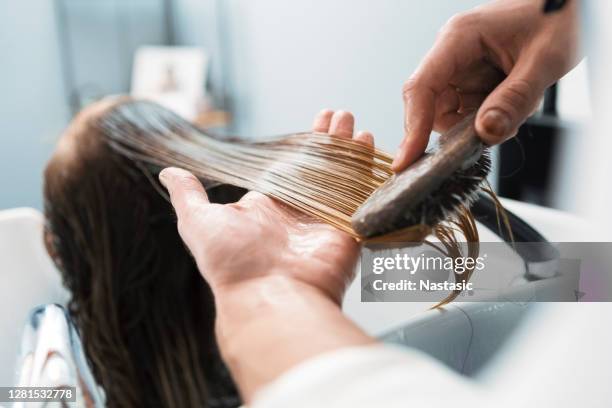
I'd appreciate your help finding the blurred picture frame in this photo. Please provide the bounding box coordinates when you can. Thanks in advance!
[131,46,209,121]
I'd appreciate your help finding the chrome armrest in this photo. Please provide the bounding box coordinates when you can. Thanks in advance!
[15,304,105,407]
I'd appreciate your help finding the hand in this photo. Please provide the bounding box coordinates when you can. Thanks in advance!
[159,110,376,400]
[393,0,580,171]
[159,110,373,305]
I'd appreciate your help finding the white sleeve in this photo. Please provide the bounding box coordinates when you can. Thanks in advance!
[250,344,490,408]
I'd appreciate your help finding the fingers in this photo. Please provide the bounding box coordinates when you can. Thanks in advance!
[393,79,436,172]
[394,42,461,172]
[311,109,374,147]
[433,88,487,133]
[395,13,482,172]
[312,109,355,137]
[328,111,355,139]
[312,109,334,132]
[159,167,210,243]
[354,130,374,147]
[312,109,355,139]
[476,57,551,145]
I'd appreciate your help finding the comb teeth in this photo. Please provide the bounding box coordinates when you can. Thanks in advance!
[351,113,490,238]
[406,149,491,227]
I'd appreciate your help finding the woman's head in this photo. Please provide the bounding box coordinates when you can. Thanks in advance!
[44,98,242,407]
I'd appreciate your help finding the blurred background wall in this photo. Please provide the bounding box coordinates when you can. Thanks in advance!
[0,1,70,211]
[0,0,485,210]
[0,0,594,220]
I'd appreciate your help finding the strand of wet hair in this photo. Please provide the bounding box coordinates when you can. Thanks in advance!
[99,101,502,306]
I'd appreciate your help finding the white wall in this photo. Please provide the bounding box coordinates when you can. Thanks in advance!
[175,0,485,151]
[2,0,599,216]
[0,0,168,210]
[0,0,70,210]
[175,0,600,218]
[570,1,612,232]
[32,0,605,218]
[0,0,487,210]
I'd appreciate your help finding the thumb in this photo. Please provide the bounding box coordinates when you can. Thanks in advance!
[159,167,210,226]
[476,59,549,145]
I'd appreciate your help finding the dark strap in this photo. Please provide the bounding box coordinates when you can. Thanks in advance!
[470,194,560,266]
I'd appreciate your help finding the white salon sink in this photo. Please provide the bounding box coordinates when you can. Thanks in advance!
[0,208,68,387]
[343,198,603,375]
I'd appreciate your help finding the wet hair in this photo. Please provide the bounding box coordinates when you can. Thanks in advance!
[98,99,482,305]
[43,99,489,405]
[44,99,243,407]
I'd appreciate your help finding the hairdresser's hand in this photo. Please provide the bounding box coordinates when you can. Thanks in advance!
[160,111,376,400]
[159,110,372,305]
[393,0,580,171]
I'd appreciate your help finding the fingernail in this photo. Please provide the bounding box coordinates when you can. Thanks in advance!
[481,109,511,140]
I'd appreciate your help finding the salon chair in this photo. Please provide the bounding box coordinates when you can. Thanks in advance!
[15,304,105,407]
